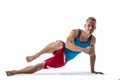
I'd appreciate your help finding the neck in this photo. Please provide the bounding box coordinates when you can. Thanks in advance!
[82,30,91,38]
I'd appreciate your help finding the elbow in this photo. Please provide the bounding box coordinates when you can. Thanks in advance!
[65,44,69,48]
[65,42,72,49]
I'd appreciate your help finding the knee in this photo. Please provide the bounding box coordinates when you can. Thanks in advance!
[34,63,45,71]
[55,40,63,49]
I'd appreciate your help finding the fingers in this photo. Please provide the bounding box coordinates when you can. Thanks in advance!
[98,72,104,74]
[26,56,32,62]
[92,71,104,74]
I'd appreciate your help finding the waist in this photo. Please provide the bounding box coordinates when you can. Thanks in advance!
[64,48,81,62]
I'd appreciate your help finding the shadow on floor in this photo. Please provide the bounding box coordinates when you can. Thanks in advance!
[33,71,99,76]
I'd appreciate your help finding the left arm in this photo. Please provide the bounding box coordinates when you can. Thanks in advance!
[89,36,104,74]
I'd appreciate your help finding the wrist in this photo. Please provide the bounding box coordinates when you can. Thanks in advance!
[33,53,39,59]
[81,48,85,52]
[91,70,95,73]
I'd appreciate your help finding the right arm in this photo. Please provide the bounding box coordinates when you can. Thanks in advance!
[65,29,92,54]
[65,29,85,52]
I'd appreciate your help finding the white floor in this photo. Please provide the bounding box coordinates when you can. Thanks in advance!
[1,67,120,80]
[0,70,120,80]
[1,54,120,80]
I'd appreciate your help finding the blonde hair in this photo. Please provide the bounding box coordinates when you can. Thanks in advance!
[86,17,96,23]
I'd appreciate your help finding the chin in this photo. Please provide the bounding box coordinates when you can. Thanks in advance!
[88,31,93,34]
[85,30,93,34]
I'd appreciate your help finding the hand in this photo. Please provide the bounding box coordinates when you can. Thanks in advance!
[26,55,35,62]
[83,47,93,54]
[91,71,104,74]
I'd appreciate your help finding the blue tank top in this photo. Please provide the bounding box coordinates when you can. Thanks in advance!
[64,29,92,62]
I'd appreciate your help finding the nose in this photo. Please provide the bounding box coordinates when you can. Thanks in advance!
[89,26,93,30]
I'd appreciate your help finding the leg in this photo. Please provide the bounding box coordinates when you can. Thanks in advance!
[26,40,63,62]
[6,62,45,76]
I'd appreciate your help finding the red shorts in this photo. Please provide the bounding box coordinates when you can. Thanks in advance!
[44,41,66,69]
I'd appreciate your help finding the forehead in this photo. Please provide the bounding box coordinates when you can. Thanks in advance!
[86,20,96,25]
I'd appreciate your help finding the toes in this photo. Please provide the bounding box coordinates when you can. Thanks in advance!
[6,71,15,76]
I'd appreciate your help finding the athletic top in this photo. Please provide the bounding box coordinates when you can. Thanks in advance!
[64,29,92,62]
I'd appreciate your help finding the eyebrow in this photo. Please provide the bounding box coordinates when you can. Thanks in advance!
[90,22,95,24]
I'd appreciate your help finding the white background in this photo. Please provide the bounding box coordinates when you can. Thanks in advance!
[0,0,120,80]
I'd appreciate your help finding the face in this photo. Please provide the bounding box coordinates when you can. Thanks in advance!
[84,19,96,34]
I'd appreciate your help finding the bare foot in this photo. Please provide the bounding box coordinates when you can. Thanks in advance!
[26,56,35,62]
[6,70,16,76]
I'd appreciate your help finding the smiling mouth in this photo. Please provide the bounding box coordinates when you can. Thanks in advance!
[88,30,93,33]
[88,30,92,32]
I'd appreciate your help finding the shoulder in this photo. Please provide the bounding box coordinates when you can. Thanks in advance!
[70,29,80,37]
[90,35,96,46]
[92,35,96,42]
[71,29,79,33]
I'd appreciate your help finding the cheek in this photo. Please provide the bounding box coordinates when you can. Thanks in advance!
[85,26,89,30]
[94,27,96,30]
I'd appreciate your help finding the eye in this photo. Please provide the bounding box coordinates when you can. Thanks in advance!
[88,25,90,27]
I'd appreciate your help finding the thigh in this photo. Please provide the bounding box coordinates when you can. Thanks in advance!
[44,46,66,69]
[46,40,64,51]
